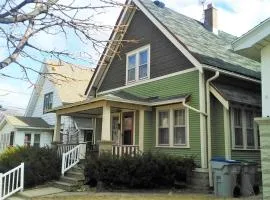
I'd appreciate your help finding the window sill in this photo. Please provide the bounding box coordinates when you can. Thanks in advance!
[232,148,260,151]
[155,145,190,149]
[126,77,150,85]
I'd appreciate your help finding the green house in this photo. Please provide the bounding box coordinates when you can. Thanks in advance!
[51,0,261,189]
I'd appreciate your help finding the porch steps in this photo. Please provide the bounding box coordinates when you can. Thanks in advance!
[53,164,85,192]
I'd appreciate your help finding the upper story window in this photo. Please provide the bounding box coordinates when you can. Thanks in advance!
[231,105,261,150]
[156,105,189,148]
[43,92,53,112]
[126,45,150,84]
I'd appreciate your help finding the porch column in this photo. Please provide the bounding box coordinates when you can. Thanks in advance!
[53,114,61,142]
[255,118,270,199]
[139,109,144,152]
[98,104,113,154]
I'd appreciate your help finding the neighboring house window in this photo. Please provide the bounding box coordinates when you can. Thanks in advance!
[43,92,53,112]
[156,105,189,148]
[34,134,40,148]
[24,134,31,147]
[126,45,150,83]
[231,106,261,150]
[9,131,14,146]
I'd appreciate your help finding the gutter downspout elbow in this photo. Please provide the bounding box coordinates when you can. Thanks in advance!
[206,71,220,187]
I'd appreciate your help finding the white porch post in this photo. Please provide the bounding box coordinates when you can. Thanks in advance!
[98,103,113,154]
[53,114,61,142]
[139,109,144,152]
[101,104,111,141]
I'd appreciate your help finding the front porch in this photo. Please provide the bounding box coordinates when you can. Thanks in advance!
[52,97,150,158]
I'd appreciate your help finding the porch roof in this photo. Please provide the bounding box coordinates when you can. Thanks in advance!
[48,91,190,115]
[211,83,261,107]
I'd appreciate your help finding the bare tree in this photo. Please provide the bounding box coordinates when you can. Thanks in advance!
[0,0,130,82]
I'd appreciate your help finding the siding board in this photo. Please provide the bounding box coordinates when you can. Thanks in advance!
[99,10,194,92]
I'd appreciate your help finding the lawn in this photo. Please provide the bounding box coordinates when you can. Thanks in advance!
[34,193,239,200]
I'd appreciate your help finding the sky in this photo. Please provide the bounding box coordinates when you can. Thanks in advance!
[0,0,270,114]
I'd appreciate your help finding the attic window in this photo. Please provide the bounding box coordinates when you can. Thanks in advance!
[126,45,150,84]
[43,92,53,113]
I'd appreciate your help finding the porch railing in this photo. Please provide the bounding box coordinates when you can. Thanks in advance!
[0,163,24,200]
[57,144,78,157]
[112,145,139,157]
[61,145,80,175]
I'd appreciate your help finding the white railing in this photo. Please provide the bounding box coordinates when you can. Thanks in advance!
[112,145,139,157]
[0,163,24,200]
[57,144,78,157]
[61,145,80,175]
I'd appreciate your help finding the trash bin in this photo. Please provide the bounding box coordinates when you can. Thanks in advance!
[240,161,259,196]
[211,158,242,197]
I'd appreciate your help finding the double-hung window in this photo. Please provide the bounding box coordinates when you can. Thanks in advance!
[24,133,31,147]
[157,106,189,148]
[43,92,53,112]
[158,111,170,145]
[231,106,261,150]
[127,45,150,83]
[34,134,41,148]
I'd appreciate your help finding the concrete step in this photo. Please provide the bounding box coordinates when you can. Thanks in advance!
[59,176,84,184]
[66,171,85,180]
[53,181,79,192]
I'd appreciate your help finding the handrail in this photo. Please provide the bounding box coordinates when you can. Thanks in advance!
[61,145,80,175]
[0,163,24,200]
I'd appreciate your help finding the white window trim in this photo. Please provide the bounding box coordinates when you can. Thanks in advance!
[156,104,190,148]
[126,44,150,84]
[231,105,261,150]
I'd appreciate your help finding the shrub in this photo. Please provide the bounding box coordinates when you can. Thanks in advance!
[85,152,196,189]
[0,146,61,188]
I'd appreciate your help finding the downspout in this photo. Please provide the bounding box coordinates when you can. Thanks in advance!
[206,71,220,187]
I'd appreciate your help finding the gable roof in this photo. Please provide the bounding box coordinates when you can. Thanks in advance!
[86,0,261,96]
[25,61,94,116]
[1,115,52,130]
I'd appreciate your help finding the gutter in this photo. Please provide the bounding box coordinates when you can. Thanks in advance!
[206,71,220,187]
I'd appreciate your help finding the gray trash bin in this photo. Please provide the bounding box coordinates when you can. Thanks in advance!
[211,158,241,197]
[240,161,259,196]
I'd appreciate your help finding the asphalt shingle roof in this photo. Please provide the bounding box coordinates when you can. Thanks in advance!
[139,0,261,79]
[6,116,52,129]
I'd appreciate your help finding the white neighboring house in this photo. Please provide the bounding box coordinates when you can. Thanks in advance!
[0,61,95,152]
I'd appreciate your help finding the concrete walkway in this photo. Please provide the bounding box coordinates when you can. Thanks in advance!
[8,187,65,199]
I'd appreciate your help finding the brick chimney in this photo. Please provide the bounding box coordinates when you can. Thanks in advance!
[204,3,218,34]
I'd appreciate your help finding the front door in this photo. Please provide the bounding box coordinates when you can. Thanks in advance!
[122,112,134,145]
[84,130,93,144]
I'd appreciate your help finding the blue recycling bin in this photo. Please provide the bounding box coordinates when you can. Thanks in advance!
[211,158,242,197]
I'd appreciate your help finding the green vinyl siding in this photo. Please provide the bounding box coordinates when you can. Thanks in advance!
[231,150,261,165]
[130,70,201,165]
[211,95,225,158]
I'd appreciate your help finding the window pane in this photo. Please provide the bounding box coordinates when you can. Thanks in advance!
[235,128,243,146]
[158,128,169,145]
[246,110,253,128]
[247,129,254,147]
[139,64,148,79]
[24,134,31,147]
[174,127,186,145]
[159,111,169,127]
[128,55,136,69]
[139,50,148,65]
[174,110,185,126]
[128,68,135,82]
[234,108,242,126]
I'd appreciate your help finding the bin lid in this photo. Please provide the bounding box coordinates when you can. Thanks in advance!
[211,157,241,164]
